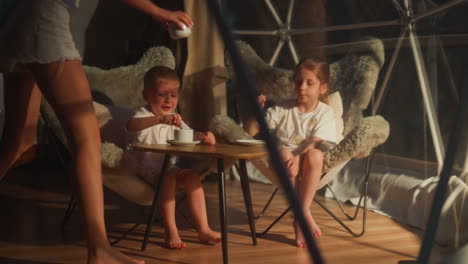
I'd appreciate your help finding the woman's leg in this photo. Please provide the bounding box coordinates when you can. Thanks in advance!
[27,60,144,264]
[295,148,324,247]
[177,170,220,244]
[160,169,185,249]
[0,72,41,181]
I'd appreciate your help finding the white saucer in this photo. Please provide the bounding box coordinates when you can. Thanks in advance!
[235,139,266,146]
[167,140,201,146]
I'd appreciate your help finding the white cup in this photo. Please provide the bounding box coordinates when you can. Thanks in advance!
[168,22,192,40]
[174,129,193,142]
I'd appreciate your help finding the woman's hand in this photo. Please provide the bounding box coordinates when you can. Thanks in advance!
[154,9,193,29]
[118,0,193,29]
[161,114,182,127]
[285,155,300,178]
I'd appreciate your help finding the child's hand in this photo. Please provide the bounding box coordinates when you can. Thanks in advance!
[161,114,182,127]
[257,94,267,109]
[202,131,216,145]
[285,155,300,177]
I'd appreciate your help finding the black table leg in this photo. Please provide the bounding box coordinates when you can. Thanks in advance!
[217,159,228,264]
[238,159,257,245]
[142,154,171,251]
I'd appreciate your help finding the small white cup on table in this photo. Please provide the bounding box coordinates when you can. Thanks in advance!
[174,129,193,142]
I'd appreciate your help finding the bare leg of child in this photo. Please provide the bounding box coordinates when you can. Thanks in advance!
[279,148,294,164]
[177,169,221,244]
[160,169,186,249]
[294,149,323,248]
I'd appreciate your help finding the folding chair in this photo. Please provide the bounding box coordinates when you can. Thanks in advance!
[42,99,217,250]
[213,110,388,238]
[255,155,373,238]
[37,45,218,250]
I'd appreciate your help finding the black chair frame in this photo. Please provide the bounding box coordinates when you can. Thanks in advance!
[254,153,374,238]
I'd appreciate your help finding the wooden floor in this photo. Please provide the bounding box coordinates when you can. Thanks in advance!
[0,161,422,264]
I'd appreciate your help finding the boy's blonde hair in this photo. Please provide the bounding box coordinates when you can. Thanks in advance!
[292,57,330,104]
[143,66,180,94]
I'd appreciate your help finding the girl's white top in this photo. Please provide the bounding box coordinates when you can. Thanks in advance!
[265,99,337,151]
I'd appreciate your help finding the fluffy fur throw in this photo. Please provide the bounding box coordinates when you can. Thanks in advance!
[84,46,175,109]
[209,115,253,144]
[323,115,389,172]
[101,142,124,169]
[227,42,294,105]
[329,37,385,135]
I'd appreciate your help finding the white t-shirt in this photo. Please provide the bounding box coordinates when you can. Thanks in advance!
[265,99,337,152]
[126,106,190,174]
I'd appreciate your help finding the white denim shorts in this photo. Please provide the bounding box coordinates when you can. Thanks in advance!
[0,0,81,72]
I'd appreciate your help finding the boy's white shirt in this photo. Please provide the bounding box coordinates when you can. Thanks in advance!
[126,106,190,174]
[265,99,338,151]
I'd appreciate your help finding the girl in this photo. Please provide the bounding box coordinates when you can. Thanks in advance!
[245,57,337,248]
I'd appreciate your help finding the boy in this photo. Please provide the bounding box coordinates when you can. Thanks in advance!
[126,66,220,249]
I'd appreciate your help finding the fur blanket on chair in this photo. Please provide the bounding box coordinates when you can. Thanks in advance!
[85,46,175,109]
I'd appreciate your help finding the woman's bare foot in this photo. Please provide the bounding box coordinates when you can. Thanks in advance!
[294,214,322,248]
[198,228,221,244]
[165,231,186,249]
[88,244,145,264]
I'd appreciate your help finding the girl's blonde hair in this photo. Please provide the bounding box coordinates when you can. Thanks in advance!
[292,57,330,104]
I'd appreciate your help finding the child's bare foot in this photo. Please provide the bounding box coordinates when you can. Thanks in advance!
[88,244,145,264]
[294,214,322,248]
[198,229,221,244]
[165,231,186,249]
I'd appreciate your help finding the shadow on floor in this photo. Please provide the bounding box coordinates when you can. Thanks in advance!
[0,257,60,264]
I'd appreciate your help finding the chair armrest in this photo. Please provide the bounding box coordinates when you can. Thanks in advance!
[101,142,124,169]
[210,115,254,144]
[323,115,390,172]
[41,100,128,170]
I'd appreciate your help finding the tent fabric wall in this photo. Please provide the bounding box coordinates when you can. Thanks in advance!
[179,0,228,132]
[327,160,468,249]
